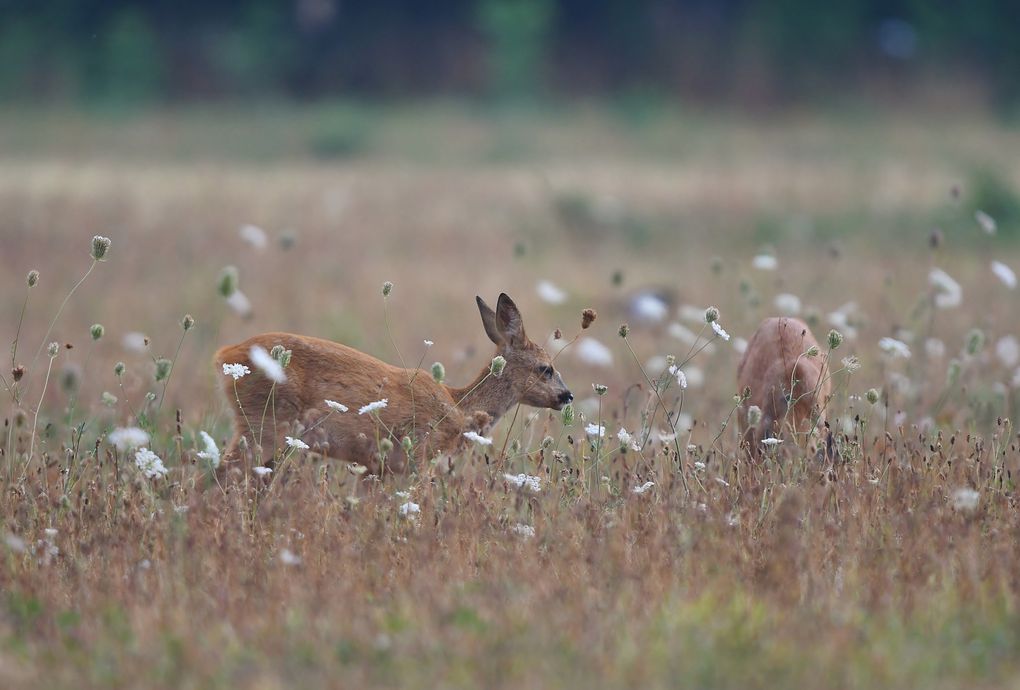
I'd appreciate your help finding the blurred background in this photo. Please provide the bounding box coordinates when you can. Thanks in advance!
[2,0,1019,424]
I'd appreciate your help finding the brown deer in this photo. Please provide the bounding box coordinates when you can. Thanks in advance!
[214,293,573,475]
[736,317,832,458]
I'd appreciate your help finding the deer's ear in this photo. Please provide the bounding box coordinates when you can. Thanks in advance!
[477,296,504,346]
[496,293,527,346]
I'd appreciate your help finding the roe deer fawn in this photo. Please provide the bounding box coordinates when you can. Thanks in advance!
[214,293,573,475]
[736,317,832,458]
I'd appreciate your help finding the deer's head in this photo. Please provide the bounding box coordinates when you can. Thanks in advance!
[476,293,573,410]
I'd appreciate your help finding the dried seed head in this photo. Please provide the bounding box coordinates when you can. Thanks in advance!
[490,355,506,377]
[47,342,59,358]
[154,358,172,382]
[382,281,393,298]
[965,328,985,356]
[665,354,677,368]
[510,439,521,454]
[378,438,394,454]
[593,383,608,396]
[541,435,554,449]
[561,403,575,427]
[581,308,597,329]
[218,266,239,297]
[270,345,285,360]
[553,328,563,340]
[101,391,118,407]
[90,324,105,341]
[27,270,39,288]
[865,388,880,405]
[827,329,843,350]
[431,361,445,383]
[181,314,195,332]
[704,306,720,324]
[618,323,630,338]
[401,436,413,453]
[747,405,763,426]
[12,366,24,382]
[114,361,126,377]
[806,345,820,358]
[90,235,112,261]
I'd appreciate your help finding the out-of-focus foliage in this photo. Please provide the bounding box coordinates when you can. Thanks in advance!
[1,0,1019,107]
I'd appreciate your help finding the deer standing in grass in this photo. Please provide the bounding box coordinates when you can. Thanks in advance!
[736,317,832,458]
[214,293,573,475]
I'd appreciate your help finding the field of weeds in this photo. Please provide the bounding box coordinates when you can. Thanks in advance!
[2,104,1020,689]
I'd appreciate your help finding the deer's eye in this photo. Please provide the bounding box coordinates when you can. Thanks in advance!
[538,365,554,379]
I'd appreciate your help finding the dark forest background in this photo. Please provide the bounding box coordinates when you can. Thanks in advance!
[1,0,1018,108]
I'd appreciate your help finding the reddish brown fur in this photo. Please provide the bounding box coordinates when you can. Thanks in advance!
[736,317,832,458]
[214,294,571,475]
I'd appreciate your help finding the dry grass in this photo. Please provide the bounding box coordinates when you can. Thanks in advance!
[2,105,1020,689]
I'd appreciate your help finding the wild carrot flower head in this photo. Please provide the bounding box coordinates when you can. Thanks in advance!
[250,345,287,383]
[218,266,239,297]
[134,448,168,479]
[747,405,763,426]
[285,436,309,450]
[581,308,597,329]
[929,268,962,309]
[560,403,575,426]
[108,426,150,451]
[359,399,388,415]
[975,210,997,234]
[632,481,655,495]
[114,361,126,377]
[431,362,445,383]
[239,224,268,249]
[463,431,493,446]
[382,281,393,297]
[504,473,541,492]
[865,388,880,405]
[585,423,605,438]
[181,314,195,332]
[711,321,730,341]
[537,280,567,305]
[952,487,980,511]
[399,502,420,517]
[841,355,862,373]
[752,254,778,271]
[196,431,220,469]
[325,400,349,412]
[668,365,688,389]
[252,466,273,477]
[27,270,39,288]
[592,383,608,396]
[91,235,112,261]
[47,342,59,358]
[618,323,630,338]
[90,324,105,341]
[991,261,1017,289]
[222,363,250,380]
[704,306,720,324]
[761,438,783,447]
[828,329,844,350]
[154,358,172,382]
[965,328,985,357]
[879,337,911,359]
[805,345,820,358]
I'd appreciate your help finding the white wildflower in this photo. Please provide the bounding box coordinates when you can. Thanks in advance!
[108,426,150,451]
[196,431,220,468]
[252,466,273,477]
[503,473,541,492]
[225,289,253,317]
[668,322,699,346]
[423,339,434,347]
[285,436,309,450]
[991,261,1017,289]
[711,321,730,341]
[222,363,251,380]
[250,345,287,383]
[929,268,962,309]
[632,481,655,495]
[511,524,535,539]
[44,528,57,538]
[951,487,980,512]
[239,224,269,249]
[574,338,613,367]
[279,548,301,566]
[733,337,748,355]
[358,399,389,415]
[585,423,606,438]
[926,338,946,359]
[463,431,493,446]
[761,438,783,447]
[398,501,421,517]
[631,293,669,322]
[4,534,26,553]
[677,413,693,431]
[122,331,149,353]
[658,431,677,443]
[996,336,1020,368]
[536,280,567,305]
[134,448,168,479]
[668,365,688,389]
[325,400,349,412]
[715,476,730,487]
[752,254,778,271]
[616,428,640,451]
[879,337,911,359]
[774,293,802,315]
[976,210,997,234]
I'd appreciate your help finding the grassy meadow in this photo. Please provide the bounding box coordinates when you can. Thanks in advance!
[2,103,1020,689]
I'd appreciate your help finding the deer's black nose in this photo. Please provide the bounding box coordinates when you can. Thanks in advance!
[559,391,574,404]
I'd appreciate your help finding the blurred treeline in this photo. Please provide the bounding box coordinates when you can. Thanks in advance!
[1,0,1018,107]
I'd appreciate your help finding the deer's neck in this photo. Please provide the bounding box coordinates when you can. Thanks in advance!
[447,364,516,423]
